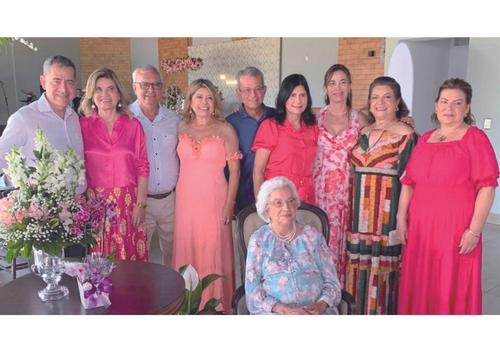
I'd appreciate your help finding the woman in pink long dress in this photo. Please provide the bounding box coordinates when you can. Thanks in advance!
[313,64,367,286]
[80,68,149,261]
[173,79,241,314]
[397,78,499,314]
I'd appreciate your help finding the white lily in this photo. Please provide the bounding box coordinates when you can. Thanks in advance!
[181,264,199,291]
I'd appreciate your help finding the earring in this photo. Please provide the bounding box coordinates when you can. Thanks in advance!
[91,104,96,110]
[118,101,122,108]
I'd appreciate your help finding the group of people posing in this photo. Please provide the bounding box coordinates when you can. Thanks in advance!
[0,55,498,315]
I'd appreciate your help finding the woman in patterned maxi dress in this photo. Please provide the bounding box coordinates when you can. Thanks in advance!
[345,76,416,314]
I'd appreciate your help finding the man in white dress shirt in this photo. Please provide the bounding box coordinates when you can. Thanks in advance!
[0,55,85,194]
[129,65,179,266]
[0,55,86,257]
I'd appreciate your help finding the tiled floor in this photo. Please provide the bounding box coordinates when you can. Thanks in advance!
[1,223,500,314]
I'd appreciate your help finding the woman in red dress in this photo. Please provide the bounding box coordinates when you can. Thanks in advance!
[80,68,149,261]
[252,74,318,204]
[397,78,499,314]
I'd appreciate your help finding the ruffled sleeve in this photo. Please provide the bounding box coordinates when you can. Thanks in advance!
[400,131,429,187]
[226,151,243,161]
[251,118,278,152]
[465,127,499,190]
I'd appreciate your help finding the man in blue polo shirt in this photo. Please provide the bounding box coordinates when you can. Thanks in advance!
[226,67,275,212]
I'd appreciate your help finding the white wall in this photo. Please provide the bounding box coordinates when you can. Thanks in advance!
[281,38,339,108]
[467,38,500,218]
[0,38,80,125]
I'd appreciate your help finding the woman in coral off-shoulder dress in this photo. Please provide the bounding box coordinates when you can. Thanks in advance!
[173,79,241,314]
[397,78,499,314]
[80,68,149,261]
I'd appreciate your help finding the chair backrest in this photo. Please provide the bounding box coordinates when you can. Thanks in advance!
[235,202,330,286]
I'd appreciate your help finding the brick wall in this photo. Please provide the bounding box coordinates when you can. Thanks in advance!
[158,38,191,95]
[79,38,132,101]
[338,38,385,110]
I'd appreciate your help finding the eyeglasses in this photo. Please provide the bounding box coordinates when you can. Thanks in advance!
[135,82,163,90]
[268,197,297,208]
[238,86,266,95]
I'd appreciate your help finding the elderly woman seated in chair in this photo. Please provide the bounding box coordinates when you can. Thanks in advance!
[245,176,341,314]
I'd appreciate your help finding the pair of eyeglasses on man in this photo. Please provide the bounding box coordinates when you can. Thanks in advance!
[135,82,163,90]
[268,198,298,208]
[238,86,266,95]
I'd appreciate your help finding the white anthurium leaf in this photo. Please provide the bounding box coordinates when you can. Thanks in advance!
[181,264,199,291]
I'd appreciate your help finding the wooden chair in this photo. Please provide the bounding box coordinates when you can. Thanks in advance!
[231,202,355,315]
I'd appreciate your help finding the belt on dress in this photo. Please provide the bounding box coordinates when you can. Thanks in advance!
[147,188,175,200]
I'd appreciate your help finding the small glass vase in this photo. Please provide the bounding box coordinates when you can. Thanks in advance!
[31,248,69,302]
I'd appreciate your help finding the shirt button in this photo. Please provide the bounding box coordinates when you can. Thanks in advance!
[155,153,158,155]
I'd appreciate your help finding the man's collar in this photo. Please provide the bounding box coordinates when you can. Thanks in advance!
[38,93,73,118]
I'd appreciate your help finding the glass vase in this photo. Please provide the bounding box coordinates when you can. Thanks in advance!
[31,248,69,302]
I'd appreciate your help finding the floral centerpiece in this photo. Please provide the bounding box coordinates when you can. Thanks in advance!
[0,128,105,262]
[65,253,115,309]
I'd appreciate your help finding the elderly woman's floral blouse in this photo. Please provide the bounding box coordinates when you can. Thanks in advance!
[245,224,341,314]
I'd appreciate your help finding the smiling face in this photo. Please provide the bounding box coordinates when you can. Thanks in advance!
[369,85,399,120]
[93,77,120,113]
[326,70,351,105]
[285,85,308,119]
[435,88,470,128]
[133,70,163,109]
[236,75,266,112]
[266,187,298,227]
[190,87,215,119]
[40,64,77,116]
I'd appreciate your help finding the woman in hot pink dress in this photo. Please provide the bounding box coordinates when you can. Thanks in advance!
[313,64,367,286]
[397,78,499,314]
[80,68,149,261]
[173,79,241,314]
[253,74,318,204]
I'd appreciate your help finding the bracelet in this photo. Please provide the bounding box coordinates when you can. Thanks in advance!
[136,202,147,209]
[466,228,481,238]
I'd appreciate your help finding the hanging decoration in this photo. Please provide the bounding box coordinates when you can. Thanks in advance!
[160,56,203,75]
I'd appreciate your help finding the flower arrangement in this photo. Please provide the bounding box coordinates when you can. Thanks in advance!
[66,253,115,309]
[0,129,108,261]
[161,85,185,114]
[160,56,203,75]
[178,264,224,315]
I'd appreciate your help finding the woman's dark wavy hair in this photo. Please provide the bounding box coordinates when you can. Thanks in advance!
[323,63,352,107]
[431,78,475,125]
[365,76,410,124]
[274,74,316,126]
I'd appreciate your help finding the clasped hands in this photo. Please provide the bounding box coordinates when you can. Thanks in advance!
[272,301,328,315]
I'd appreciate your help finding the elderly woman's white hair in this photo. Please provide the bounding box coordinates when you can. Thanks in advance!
[255,176,301,223]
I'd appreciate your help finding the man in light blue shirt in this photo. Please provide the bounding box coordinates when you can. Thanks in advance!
[226,67,275,212]
[129,65,179,266]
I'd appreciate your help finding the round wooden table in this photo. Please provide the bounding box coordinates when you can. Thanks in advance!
[0,260,185,315]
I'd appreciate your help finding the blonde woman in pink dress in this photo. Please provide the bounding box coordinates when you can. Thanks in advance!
[313,64,367,286]
[173,79,241,314]
[79,68,149,261]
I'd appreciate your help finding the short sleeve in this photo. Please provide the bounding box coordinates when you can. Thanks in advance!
[400,132,428,187]
[251,119,278,152]
[466,127,499,190]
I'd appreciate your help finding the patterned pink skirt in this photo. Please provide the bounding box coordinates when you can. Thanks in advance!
[87,185,148,261]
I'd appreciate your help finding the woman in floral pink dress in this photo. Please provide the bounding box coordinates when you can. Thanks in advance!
[313,64,366,286]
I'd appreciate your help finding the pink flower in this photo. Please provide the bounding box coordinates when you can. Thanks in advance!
[0,197,15,226]
[59,207,73,225]
[27,203,46,220]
